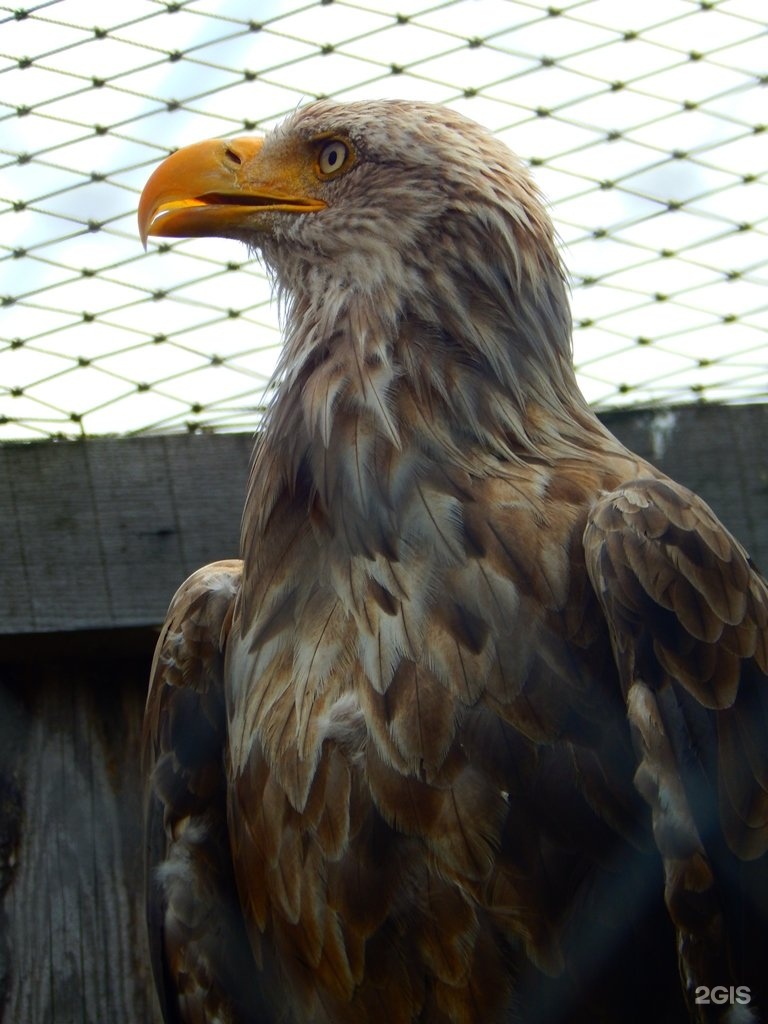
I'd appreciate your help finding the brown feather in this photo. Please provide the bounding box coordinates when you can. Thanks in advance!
[143,561,269,1024]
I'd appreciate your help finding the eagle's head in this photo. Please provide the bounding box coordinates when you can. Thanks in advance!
[139,100,593,467]
[139,99,566,324]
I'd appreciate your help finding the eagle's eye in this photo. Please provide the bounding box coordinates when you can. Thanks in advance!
[317,139,351,177]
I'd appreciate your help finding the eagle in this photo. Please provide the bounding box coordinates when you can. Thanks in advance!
[138,99,768,1024]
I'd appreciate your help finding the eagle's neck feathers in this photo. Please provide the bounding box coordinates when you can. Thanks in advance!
[243,221,615,558]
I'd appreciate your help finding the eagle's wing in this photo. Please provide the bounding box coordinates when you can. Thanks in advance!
[583,475,768,1014]
[143,559,267,1024]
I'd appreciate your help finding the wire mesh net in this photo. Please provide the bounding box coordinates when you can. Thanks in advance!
[2,0,766,439]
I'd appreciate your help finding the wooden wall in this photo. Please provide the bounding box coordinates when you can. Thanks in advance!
[0,404,766,1023]
[0,632,161,1024]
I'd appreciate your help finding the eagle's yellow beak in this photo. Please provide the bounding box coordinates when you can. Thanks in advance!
[138,136,327,247]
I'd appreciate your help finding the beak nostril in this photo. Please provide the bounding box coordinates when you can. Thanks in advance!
[224,147,242,165]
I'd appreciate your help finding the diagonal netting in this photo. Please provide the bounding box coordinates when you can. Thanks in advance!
[1,0,766,439]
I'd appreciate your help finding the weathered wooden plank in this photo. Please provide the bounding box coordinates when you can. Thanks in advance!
[0,643,162,1024]
[0,404,765,636]
[1,440,113,633]
[0,433,252,635]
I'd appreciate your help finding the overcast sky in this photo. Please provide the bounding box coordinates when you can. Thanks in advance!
[1,0,766,438]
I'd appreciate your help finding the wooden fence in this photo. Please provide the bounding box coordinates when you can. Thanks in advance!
[0,405,766,1023]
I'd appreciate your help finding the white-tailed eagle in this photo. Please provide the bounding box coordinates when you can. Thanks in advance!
[139,100,768,1024]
